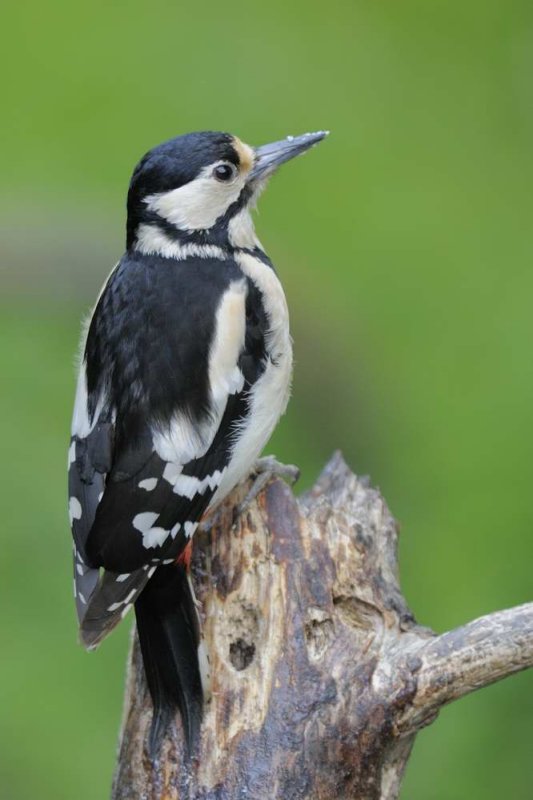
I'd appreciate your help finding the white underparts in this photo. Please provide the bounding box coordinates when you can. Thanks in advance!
[209,250,293,507]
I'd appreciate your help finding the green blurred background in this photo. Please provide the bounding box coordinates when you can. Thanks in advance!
[2,0,532,797]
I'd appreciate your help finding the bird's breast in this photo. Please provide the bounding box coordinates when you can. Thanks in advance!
[209,250,293,507]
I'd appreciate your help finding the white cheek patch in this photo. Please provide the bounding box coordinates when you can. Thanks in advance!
[145,165,246,232]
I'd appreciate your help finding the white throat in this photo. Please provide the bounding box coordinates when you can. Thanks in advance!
[227,208,261,250]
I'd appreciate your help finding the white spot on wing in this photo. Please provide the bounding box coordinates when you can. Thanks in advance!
[69,497,82,524]
[184,521,198,539]
[170,522,181,539]
[162,462,183,484]
[142,527,170,549]
[173,469,224,499]
[133,512,159,532]
[124,589,137,604]
[116,573,130,582]
[68,441,76,466]
[138,478,158,491]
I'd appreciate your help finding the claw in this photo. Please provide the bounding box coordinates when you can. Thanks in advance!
[234,455,300,521]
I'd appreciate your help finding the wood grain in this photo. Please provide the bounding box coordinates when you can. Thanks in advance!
[112,452,533,800]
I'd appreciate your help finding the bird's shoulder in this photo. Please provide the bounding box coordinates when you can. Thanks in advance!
[84,251,259,421]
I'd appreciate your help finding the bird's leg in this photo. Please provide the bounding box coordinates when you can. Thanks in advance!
[176,542,204,614]
[234,455,300,521]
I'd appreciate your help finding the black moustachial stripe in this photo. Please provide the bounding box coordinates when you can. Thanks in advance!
[140,182,255,250]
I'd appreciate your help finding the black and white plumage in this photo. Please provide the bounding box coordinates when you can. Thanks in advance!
[67,129,327,752]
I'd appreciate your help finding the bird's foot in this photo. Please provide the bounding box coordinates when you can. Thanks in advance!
[233,455,300,522]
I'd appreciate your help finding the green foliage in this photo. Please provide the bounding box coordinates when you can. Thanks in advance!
[1,0,533,796]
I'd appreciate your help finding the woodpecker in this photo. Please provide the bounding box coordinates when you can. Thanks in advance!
[68,129,328,753]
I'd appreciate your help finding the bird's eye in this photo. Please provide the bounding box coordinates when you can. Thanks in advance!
[213,163,237,182]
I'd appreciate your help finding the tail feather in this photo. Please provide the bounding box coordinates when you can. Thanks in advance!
[134,564,204,757]
[79,566,152,649]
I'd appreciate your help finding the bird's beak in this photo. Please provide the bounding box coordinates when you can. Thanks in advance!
[249,130,329,182]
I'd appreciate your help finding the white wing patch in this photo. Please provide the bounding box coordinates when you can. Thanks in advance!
[153,412,213,464]
[151,280,247,503]
[208,280,246,407]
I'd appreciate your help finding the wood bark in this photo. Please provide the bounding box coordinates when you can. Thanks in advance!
[111,452,533,800]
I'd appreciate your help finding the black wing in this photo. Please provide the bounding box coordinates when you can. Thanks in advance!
[68,251,267,646]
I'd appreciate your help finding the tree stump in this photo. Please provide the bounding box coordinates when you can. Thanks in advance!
[111,452,533,799]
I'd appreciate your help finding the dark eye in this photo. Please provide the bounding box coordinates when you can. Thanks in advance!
[213,163,237,182]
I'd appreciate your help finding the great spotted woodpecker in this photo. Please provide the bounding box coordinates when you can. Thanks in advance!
[67,129,328,753]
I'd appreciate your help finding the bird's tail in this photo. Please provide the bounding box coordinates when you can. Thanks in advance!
[134,563,205,757]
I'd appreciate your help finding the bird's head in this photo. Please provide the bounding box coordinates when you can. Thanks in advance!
[126,130,328,254]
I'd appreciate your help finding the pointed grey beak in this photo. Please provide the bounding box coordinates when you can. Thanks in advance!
[249,130,329,181]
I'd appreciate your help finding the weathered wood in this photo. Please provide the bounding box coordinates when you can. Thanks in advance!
[111,452,533,800]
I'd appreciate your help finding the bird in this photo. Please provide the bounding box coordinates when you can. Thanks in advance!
[67,129,328,755]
